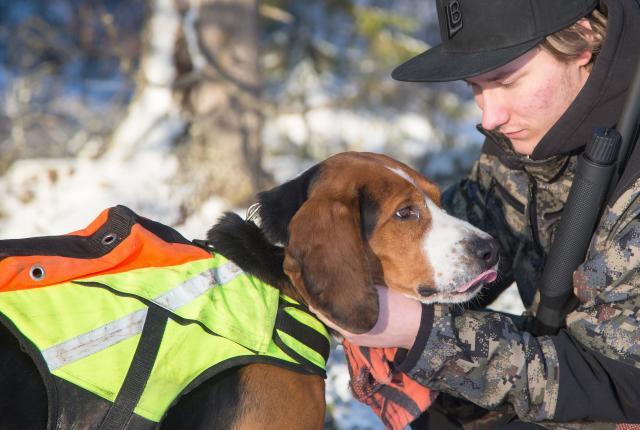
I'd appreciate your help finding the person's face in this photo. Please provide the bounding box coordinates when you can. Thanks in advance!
[466,46,592,155]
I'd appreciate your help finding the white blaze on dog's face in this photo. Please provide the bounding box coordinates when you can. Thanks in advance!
[422,198,498,303]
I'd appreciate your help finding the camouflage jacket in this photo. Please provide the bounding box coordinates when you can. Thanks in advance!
[399,135,640,430]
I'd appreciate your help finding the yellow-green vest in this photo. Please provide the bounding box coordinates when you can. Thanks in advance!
[0,206,330,428]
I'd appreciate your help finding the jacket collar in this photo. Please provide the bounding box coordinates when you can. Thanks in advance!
[479,126,573,182]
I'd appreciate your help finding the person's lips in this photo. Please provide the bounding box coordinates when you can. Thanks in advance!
[503,129,525,139]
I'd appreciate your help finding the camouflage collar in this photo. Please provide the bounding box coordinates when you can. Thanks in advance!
[478,126,573,182]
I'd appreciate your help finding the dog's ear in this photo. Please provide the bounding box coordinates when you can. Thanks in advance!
[283,190,379,333]
[257,163,322,245]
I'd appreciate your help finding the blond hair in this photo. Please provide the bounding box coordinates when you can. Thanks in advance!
[541,6,608,69]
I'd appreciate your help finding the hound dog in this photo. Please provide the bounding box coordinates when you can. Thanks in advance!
[0,152,497,429]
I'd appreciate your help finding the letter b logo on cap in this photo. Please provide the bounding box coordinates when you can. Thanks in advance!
[445,0,463,38]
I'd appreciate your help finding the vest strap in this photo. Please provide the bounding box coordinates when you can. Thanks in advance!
[98,306,167,430]
[274,300,330,374]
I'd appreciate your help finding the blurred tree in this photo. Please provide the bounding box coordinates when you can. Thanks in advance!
[0,0,144,172]
[257,0,476,176]
[105,0,269,213]
[0,0,479,207]
[175,0,271,210]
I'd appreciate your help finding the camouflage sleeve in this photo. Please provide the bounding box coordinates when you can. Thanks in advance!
[398,305,560,421]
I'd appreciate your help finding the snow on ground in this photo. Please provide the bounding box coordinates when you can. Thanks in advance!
[262,106,443,184]
[488,283,526,315]
[0,150,181,238]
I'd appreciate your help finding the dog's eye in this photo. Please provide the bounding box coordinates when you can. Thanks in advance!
[395,206,419,220]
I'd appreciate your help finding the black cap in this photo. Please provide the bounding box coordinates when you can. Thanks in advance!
[392,0,599,82]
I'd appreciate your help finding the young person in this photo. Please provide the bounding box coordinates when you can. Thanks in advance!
[322,0,640,428]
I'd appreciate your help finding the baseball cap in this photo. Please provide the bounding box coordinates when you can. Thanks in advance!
[392,0,599,82]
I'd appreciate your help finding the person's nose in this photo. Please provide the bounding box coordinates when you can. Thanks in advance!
[478,90,510,131]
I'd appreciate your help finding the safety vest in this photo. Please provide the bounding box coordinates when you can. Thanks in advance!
[0,205,330,429]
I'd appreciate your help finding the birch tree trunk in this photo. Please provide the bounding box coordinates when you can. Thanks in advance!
[107,0,184,162]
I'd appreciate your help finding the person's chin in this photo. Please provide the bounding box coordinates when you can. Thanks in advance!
[509,137,537,156]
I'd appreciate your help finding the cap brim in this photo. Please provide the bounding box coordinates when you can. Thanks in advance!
[391,38,543,83]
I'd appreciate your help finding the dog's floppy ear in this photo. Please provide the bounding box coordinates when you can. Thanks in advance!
[257,163,322,245]
[283,191,379,333]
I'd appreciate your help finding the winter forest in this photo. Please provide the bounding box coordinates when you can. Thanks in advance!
[0,0,522,428]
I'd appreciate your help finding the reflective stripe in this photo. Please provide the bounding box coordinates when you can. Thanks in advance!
[153,262,243,311]
[42,262,244,371]
[211,262,244,285]
[43,308,148,371]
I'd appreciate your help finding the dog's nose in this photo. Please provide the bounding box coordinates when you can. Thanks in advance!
[469,236,499,269]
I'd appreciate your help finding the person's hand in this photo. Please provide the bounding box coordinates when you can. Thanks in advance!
[310,285,423,349]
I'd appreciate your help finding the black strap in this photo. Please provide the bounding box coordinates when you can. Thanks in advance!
[274,302,330,369]
[98,306,167,430]
[0,206,133,260]
[0,205,195,261]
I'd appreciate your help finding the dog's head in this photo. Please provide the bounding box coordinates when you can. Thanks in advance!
[258,152,498,333]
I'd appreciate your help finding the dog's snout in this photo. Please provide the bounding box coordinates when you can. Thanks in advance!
[470,237,499,268]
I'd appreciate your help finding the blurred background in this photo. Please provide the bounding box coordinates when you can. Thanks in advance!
[0,0,496,428]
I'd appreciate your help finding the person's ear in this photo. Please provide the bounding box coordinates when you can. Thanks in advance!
[576,49,592,67]
[575,18,594,67]
[576,17,594,32]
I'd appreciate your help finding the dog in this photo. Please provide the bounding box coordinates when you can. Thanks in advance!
[0,151,498,429]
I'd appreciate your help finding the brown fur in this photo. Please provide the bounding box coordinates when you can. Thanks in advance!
[1,152,471,429]
[233,364,325,430]
[281,152,443,333]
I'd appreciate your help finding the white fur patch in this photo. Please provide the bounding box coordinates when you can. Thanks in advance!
[423,199,490,291]
[385,166,417,188]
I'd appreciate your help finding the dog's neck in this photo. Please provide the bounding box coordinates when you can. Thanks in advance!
[206,212,309,307]
[278,281,307,306]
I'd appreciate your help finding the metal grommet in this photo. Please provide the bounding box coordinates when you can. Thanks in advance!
[30,265,46,281]
[101,233,117,245]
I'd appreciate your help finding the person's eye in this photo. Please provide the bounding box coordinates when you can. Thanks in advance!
[395,206,420,221]
[500,78,517,88]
